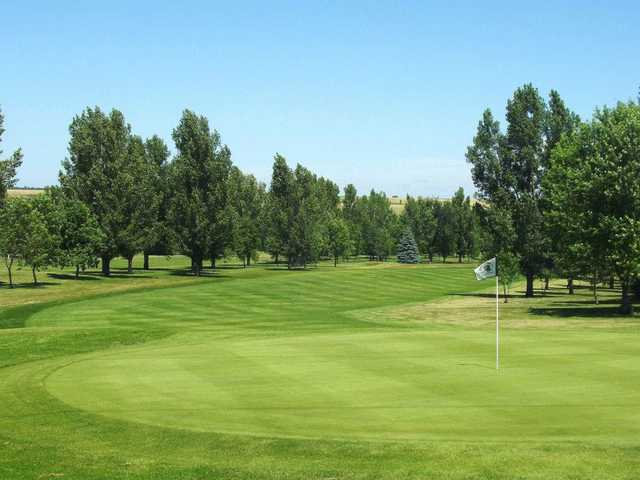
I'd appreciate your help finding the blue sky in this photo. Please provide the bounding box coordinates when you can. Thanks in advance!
[3,1,640,196]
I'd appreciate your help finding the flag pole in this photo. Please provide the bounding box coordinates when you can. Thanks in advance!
[496,274,499,370]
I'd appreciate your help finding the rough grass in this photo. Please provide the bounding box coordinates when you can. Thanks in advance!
[1,257,639,479]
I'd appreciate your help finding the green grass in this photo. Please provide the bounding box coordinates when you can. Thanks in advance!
[1,257,639,479]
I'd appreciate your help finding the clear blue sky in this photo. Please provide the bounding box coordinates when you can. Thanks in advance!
[3,1,640,196]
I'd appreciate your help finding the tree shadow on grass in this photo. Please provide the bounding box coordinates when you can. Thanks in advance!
[448,291,566,299]
[528,305,632,318]
[47,273,101,281]
[0,281,60,289]
[167,268,229,278]
[82,271,151,279]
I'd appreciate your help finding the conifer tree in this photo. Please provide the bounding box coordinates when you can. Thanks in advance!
[397,227,420,264]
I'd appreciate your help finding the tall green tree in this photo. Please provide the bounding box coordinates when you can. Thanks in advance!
[467,85,568,296]
[0,106,23,206]
[229,167,266,267]
[142,135,171,270]
[342,184,361,257]
[359,190,396,261]
[267,154,294,264]
[326,213,352,266]
[433,201,455,262]
[450,187,477,262]
[287,164,322,268]
[167,110,232,276]
[118,135,163,273]
[60,107,133,275]
[401,196,437,262]
[545,100,640,314]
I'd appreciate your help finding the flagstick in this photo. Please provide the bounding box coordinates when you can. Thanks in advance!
[496,274,499,370]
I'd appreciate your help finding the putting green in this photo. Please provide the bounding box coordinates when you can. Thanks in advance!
[36,265,640,442]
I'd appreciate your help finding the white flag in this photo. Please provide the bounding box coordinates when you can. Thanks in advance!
[474,257,496,281]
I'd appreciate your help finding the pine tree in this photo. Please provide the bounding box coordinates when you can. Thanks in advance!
[397,227,420,264]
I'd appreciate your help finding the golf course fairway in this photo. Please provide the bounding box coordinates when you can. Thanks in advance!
[1,259,639,479]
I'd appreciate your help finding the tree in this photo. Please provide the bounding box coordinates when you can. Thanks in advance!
[48,188,105,278]
[229,167,265,267]
[0,107,23,206]
[401,196,437,262]
[167,110,232,276]
[467,85,569,296]
[450,187,477,262]
[118,135,163,273]
[326,213,352,266]
[21,196,59,284]
[545,101,640,314]
[497,252,520,303]
[0,198,25,287]
[433,201,455,262]
[342,184,361,257]
[142,135,171,270]
[266,154,293,264]
[0,197,56,286]
[397,227,420,264]
[359,190,396,261]
[60,107,133,276]
[287,164,322,268]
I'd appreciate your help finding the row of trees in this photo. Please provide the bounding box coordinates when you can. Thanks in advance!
[0,105,482,285]
[467,84,640,313]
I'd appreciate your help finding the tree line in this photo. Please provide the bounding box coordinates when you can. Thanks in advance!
[467,84,640,313]
[0,106,481,286]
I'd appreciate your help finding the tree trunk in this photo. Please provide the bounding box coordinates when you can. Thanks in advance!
[75,265,80,279]
[458,254,463,263]
[192,256,202,276]
[525,273,534,297]
[143,252,150,270]
[211,258,216,270]
[242,257,246,268]
[609,276,615,289]
[101,256,111,276]
[7,257,14,288]
[544,276,549,291]
[247,255,251,267]
[567,277,574,295]
[32,267,38,285]
[593,274,599,305]
[275,253,279,264]
[503,285,509,303]
[127,256,133,274]
[621,279,633,315]
[334,255,338,267]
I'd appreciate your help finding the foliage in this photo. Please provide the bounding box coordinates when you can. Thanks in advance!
[497,252,520,302]
[326,213,352,266]
[397,227,420,264]
[47,188,105,277]
[359,190,397,261]
[467,85,576,296]
[545,101,640,314]
[167,110,232,275]
[60,107,135,275]
[229,167,266,267]
[0,107,23,206]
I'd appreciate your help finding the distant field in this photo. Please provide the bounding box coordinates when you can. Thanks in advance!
[7,188,45,197]
[0,257,638,479]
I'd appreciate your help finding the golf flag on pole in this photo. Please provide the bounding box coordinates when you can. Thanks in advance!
[474,257,496,281]
[474,257,500,370]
